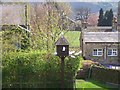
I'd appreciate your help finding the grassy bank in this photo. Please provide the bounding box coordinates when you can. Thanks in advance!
[76,79,118,90]
[64,31,80,48]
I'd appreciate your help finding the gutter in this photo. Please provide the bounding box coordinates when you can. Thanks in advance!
[18,25,30,33]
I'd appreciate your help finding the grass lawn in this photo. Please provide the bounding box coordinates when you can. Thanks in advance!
[64,31,80,48]
[76,79,117,90]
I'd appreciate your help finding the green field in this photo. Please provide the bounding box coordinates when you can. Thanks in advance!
[76,79,117,90]
[64,31,80,48]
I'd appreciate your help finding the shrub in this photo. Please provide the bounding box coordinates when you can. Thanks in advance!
[2,27,30,54]
[2,50,80,88]
[76,60,100,79]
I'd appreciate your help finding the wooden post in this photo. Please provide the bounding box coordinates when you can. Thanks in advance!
[55,34,69,89]
[61,57,65,89]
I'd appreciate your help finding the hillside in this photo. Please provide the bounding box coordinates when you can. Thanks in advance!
[70,2,118,13]
[69,2,118,20]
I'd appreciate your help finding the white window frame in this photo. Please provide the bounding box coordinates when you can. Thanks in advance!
[107,48,117,56]
[93,48,103,56]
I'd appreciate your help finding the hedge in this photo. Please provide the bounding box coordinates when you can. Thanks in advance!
[76,60,99,79]
[2,50,80,88]
[91,66,120,84]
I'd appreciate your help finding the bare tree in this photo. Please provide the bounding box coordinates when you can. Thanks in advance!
[75,7,90,22]
[29,2,71,51]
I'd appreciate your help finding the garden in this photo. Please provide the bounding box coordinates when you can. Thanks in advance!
[76,59,120,90]
[1,24,81,89]
[1,26,120,89]
[1,2,120,90]
[1,24,120,89]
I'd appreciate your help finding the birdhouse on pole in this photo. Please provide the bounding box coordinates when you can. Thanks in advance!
[55,36,69,57]
[55,32,69,88]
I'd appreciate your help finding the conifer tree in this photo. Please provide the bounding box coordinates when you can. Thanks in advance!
[98,8,113,26]
[107,9,113,26]
[98,8,104,26]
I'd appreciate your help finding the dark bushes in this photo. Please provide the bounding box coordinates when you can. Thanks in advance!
[76,60,99,79]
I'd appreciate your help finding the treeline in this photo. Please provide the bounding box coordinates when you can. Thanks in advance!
[98,8,113,26]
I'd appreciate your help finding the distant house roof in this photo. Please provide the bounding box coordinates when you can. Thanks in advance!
[83,32,120,43]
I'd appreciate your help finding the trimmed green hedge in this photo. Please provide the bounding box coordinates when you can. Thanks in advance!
[2,51,80,88]
[91,66,120,84]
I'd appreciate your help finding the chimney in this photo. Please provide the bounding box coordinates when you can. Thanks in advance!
[82,20,88,29]
[112,16,117,31]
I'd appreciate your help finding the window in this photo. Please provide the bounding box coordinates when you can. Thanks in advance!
[93,49,103,56]
[108,48,117,56]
